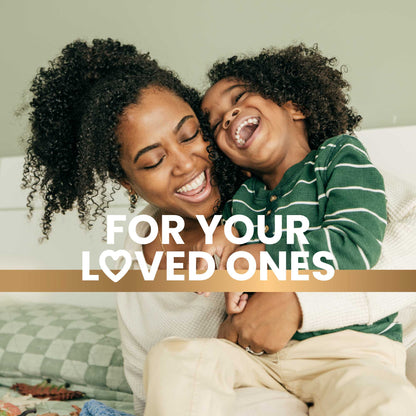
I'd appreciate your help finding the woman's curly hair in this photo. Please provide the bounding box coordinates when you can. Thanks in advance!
[206,44,362,203]
[199,114,247,212]
[22,38,202,238]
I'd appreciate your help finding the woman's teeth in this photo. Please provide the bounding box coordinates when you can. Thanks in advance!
[235,118,259,145]
[176,171,206,194]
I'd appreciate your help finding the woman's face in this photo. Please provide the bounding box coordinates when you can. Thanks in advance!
[118,87,220,219]
[201,78,309,184]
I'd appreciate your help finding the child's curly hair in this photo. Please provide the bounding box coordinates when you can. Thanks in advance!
[206,44,362,205]
[22,38,202,238]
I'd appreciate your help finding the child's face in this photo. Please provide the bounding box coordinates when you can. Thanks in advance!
[202,78,309,185]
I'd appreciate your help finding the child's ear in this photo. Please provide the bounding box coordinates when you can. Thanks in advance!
[283,101,306,120]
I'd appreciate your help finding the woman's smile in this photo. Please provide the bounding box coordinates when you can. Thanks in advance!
[175,169,213,203]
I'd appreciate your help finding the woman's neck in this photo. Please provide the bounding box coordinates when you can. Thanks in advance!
[143,212,210,268]
[158,210,206,238]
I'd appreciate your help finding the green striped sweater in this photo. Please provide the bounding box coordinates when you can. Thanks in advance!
[223,135,400,341]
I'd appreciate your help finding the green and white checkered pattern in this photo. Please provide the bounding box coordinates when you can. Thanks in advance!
[0,303,131,394]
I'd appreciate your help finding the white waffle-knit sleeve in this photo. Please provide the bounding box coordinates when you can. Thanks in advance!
[117,297,146,415]
[116,204,157,415]
[296,292,416,332]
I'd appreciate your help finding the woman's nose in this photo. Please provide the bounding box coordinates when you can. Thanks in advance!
[172,147,195,176]
[222,108,241,130]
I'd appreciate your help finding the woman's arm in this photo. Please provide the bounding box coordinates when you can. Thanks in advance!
[297,292,416,332]
[117,295,147,416]
[218,288,416,352]
[218,292,302,352]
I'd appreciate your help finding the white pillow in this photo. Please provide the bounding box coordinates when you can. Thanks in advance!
[373,170,416,270]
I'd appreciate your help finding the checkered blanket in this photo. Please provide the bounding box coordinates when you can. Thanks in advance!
[0,303,131,397]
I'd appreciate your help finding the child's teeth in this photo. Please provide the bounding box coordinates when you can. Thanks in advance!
[234,117,259,145]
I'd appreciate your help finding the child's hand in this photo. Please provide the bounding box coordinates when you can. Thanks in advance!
[193,225,240,270]
[225,292,249,315]
[196,292,211,297]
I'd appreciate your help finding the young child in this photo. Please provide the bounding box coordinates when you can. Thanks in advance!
[201,44,388,317]
[144,45,416,416]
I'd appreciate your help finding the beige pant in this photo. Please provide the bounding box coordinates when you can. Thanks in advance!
[143,330,416,416]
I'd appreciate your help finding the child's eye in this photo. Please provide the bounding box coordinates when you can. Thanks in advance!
[234,91,247,104]
[181,129,200,143]
[211,122,221,137]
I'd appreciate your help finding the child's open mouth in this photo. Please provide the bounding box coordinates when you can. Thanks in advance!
[234,117,260,147]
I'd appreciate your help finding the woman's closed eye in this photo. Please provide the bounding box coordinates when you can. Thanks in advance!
[142,129,200,170]
[181,128,200,143]
[143,155,165,170]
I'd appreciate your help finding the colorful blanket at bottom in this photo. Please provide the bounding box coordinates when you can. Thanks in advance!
[80,400,134,416]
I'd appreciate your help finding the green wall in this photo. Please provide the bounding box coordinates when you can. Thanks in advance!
[1,0,415,156]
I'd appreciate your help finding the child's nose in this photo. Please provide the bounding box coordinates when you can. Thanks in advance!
[223,108,241,129]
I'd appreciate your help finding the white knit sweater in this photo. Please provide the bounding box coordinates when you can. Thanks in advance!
[117,172,416,414]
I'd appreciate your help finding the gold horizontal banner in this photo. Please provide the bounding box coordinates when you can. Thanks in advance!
[0,270,415,292]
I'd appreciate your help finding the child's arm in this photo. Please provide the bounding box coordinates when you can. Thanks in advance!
[194,224,240,270]
[265,136,387,270]
[223,244,264,314]
[225,292,249,314]
[196,292,249,314]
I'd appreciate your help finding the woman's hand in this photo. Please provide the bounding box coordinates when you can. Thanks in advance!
[217,292,302,353]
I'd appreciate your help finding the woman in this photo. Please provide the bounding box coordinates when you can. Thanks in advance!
[24,39,415,415]
[24,38,305,415]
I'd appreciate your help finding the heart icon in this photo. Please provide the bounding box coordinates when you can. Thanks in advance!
[99,250,132,283]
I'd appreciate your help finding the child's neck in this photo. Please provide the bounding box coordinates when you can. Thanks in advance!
[260,142,311,190]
